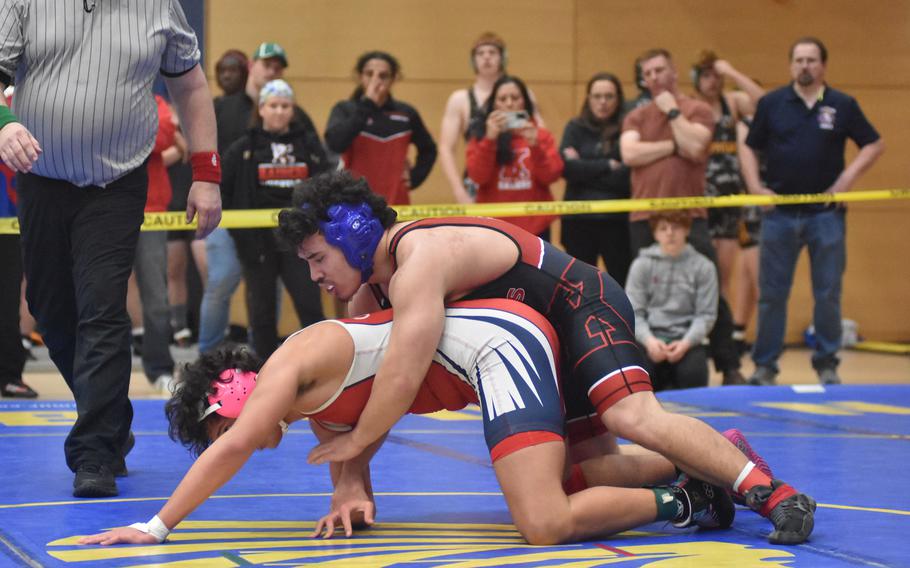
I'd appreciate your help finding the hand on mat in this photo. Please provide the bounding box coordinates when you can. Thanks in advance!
[312,499,375,539]
[307,432,365,465]
[78,527,158,546]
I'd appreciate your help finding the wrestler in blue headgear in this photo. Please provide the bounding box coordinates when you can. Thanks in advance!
[319,202,384,283]
[276,171,399,284]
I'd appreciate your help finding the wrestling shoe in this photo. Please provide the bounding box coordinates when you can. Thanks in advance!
[723,428,773,504]
[744,479,816,544]
[669,474,735,530]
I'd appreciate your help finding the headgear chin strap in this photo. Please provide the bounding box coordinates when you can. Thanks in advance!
[199,368,258,422]
[198,368,291,434]
[320,203,383,283]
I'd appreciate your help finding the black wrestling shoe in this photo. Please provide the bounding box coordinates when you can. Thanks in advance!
[670,474,735,530]
[745,479,816,544]
[73,463,118,498]
[111,431,135,477]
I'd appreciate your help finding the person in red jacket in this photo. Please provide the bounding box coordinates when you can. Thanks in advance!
[325,51,437,205]
[129,94,178,392]
[466,75,562,239]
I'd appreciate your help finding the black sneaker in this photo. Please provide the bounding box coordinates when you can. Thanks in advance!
[73,463,118,498]
[1,380,39,399]
[744,479,816,544]
[111,431,135,478]
[670,474,735,530]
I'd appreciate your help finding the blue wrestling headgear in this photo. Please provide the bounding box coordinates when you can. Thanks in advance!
[320,202,384,283]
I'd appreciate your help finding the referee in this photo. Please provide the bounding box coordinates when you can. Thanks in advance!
[0,0,221,497]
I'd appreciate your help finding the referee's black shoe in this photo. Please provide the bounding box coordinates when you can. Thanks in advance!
[73,463,118,498]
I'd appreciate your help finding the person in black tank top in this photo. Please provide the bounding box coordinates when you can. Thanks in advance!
[439,32,508,204]
[692,52,766,361]
[276,171,818,545]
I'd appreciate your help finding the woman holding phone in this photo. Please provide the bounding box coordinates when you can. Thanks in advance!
[466,75,563,239]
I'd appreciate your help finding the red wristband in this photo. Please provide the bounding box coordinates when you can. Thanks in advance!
[190,151,222,184]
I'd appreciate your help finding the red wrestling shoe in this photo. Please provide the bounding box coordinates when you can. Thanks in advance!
[723,428,774,505]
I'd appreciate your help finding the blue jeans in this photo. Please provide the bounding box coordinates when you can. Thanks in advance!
[752,208,846,372]
[198,228,242,353]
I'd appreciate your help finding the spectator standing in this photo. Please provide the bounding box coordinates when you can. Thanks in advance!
[163,117,203,347]
[131,95,179,393]
[560,72,631,285]
[0,87,36,397]
[221,80,328,359]
[466,75,562,239]
[0,0,221,497]
[200,43,323,353]
[620,48,744,385]
[325,51,437,205]
[439,32,507,204]
[691,51,764,302]
[215,49,248,97]
[742,37,884,386]
[626,211,718,391]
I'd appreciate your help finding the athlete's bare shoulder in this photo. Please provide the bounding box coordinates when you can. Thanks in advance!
[273,321,355,411]
[390,221,519,297]
[443,88,471,119]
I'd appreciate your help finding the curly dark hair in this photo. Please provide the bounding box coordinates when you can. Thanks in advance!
[164,344,263,457]
[275,170,398,250]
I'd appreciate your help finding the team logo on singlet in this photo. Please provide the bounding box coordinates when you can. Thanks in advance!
[506,287,526,302]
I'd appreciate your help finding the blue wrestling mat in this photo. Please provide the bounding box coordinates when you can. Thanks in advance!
[1,385,908,567]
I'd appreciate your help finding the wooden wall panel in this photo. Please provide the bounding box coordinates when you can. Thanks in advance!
[208,0,910,342]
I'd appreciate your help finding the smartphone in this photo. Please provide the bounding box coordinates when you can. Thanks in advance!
[503,110,530,130]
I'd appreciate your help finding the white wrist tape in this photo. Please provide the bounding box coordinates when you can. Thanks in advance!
[128,515,170,543]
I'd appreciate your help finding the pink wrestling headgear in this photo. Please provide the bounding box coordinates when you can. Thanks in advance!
[199,368,258,422]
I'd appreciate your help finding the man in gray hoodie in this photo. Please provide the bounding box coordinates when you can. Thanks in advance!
[626,210,718,390]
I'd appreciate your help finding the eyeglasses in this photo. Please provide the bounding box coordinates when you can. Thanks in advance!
[588,93,617,101]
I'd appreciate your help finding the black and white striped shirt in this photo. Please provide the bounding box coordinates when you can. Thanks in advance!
[0,0,200,187]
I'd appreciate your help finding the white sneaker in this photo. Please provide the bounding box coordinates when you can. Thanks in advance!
[154,374,177,395]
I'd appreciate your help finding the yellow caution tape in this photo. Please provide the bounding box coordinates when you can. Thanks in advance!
[1,188,909,234]
[852,341,910,355]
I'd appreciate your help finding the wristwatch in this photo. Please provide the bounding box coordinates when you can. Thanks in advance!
[666,108,681,120]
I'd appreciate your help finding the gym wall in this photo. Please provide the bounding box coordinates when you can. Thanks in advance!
[207,0,910,342]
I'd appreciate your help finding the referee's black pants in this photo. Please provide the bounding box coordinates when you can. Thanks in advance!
[17,167,147,472]
[0,234,26,386]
